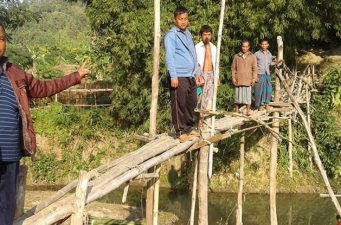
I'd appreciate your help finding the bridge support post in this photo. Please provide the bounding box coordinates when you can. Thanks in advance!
[236,133,245,225]
[146,167,155,225]
[269,36,283,225]
[198,146,209,225]
[71,170,90,225]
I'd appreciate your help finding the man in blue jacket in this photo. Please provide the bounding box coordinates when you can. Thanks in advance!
[164,6,200,142]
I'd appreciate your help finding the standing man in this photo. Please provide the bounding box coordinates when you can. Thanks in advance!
[0,23,91,225]
[164,6,200,142]
[195,25,217,111]
[231,40,257,116]
[254,39,282,111]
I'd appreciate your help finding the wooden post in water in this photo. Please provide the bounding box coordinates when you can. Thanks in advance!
[189,152,199,225]
[236,133,245,225]
[15,165,28,219]
[70,170,90,225]
[288,118,293,178]
[149,0,161,137]
[269,36,283,225]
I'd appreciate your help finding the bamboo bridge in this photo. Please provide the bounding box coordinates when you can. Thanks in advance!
[12,64,341,224]
[12,0,341,224]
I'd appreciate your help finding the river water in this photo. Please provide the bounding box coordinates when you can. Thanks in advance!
[98,187,338,225]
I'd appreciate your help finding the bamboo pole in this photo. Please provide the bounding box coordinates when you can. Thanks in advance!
[288,118,293,178]
[208,0,226,179]
[146,167,155,225]
[189,152,199,225]
[305,83,313,168]
[236,133,245,225]
[122,182,129,203]
[198,146,209,225]
[269,36,283,225]
[276,65,341,216]
[15,165,28,219]
[152,165,161,225]
[71,171,90,225]
[149,0,161,137]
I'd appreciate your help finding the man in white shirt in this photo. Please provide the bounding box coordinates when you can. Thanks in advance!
[195,25,217,110]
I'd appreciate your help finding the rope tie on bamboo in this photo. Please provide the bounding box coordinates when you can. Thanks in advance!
[135,165,144,173]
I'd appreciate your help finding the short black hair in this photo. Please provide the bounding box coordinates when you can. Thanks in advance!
[174,6,189,18]
[337,215,341,220]
[200,25,213,35]
[241,40,250,46]
[259,38,269,44]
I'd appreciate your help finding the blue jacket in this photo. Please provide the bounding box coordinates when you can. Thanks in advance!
[164,26,200,80]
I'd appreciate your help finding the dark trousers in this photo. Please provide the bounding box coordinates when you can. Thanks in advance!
[0,161,19,225]
[169,77,197,136]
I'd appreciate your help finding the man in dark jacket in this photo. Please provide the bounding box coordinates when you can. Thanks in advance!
[0,23,91,225]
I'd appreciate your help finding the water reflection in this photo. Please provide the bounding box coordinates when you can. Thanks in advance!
[98,187,337,225]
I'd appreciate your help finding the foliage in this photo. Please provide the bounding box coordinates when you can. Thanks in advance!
[323,68,341,107]
[3,0,91,77]
[30,103,117,182]
[86,0,341,129]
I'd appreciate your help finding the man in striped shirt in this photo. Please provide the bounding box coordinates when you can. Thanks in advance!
[0,23,91,225]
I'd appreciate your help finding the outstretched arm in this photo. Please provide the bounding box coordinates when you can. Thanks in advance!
[27,62,91,98]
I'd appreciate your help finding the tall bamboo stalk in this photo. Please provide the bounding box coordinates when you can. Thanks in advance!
[149,0,161,137]
[236,133,245,225]
[270,36,283,225]
[208,0,227,179]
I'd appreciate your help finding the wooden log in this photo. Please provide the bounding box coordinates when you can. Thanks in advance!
[15,165,28,219]
[269,36,283,225]
[189,152,199,225]
[276,63,341,216]
[198,146,209,225]
[288,118,293,178]
[152,165,161,225]
[236,133,245,225]
[149,0,161,137]
[71,171,90,225]
[146,167,155,225]
[208,0,227,179]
